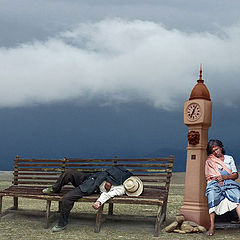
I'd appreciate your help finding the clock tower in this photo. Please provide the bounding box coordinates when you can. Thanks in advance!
[180,66,212,228]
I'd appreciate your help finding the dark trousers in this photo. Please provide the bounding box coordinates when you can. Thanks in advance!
[52,169,90,226]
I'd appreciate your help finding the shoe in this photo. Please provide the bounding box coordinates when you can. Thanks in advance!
[51,224,67,232]
[42,186,54,194]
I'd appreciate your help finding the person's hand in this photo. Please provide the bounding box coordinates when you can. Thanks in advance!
[215,175,223,182]
[92,201,101,210]
[105,181,112,191]
[211,175,223,183]
[211,175,223,182]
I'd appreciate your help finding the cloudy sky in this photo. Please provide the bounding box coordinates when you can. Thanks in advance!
[1,0,240,170]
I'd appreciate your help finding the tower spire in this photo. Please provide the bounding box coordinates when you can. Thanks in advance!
[198,64,204,83]
[199,64,202,80]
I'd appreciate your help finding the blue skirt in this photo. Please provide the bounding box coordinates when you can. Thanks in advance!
[205,180,240,210]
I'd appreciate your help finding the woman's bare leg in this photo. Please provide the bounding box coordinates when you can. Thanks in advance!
[206,212,215,236]
[236,204,240,221]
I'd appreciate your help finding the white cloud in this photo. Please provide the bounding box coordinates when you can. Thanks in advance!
[0,19,240,109]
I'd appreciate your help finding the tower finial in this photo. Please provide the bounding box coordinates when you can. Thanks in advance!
[198,64,204,83]
[199,64,202,80]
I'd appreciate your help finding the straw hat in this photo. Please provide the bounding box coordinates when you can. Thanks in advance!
[123,176,143,196]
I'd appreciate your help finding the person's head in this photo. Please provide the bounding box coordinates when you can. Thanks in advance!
[206,139,226,157]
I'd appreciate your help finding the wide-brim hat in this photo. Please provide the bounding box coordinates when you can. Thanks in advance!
[123,176,143,196]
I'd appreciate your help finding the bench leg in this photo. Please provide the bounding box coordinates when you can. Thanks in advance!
[154,205,165,237]
[0,196,2,221]
[94,204,104,233]
[0,196,18,220]
[45,200,51,229]
[162,201,168,222]
[108,203,113,215]
[13,197,18,210]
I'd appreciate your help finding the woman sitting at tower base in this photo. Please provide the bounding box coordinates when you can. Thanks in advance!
[205,139,240,236]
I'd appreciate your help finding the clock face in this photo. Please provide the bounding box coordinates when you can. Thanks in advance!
[186,103,201,121]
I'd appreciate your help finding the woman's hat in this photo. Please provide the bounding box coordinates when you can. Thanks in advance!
[123,176,143,196]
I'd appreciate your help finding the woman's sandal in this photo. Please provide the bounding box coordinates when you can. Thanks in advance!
[206,230,215,236]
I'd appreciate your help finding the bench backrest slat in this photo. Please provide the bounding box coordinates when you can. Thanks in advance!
[15,159,65,162]
[17,177,59,180]
[65,163,113,167]
[66,159,114,162]
[16,181,59,185]
[15,172,60,176]
[13,156,66,186]
[115,158,173,162]
[17,163,63,167]
[17,168,63,172]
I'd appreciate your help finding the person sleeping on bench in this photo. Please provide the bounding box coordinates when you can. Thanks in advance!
[42,166,143,232]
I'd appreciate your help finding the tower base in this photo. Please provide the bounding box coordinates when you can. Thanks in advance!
[180,201,210,229]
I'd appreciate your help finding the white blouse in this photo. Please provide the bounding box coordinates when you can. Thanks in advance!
[217,155,237,173]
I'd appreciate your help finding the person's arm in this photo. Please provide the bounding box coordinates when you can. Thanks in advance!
[92,185,125,210]
[212,172,238,183]
[220,156,238,181]
[221,172,238,181]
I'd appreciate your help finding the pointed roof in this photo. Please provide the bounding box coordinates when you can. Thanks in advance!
[189,65,211,101]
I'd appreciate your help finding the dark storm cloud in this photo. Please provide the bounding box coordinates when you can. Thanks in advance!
[1,0,240,46]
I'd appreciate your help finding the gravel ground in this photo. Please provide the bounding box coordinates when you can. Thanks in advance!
[0,171,12,181]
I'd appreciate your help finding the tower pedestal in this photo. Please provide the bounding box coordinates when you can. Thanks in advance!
[180,202,210,228]
[180,143,210,229]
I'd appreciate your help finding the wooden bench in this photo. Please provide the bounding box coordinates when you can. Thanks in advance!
[0,155,174,237]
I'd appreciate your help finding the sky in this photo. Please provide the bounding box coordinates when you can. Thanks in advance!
[1,0,240,171]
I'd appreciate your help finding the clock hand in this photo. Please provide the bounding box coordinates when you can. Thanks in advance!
[190,106,197,117]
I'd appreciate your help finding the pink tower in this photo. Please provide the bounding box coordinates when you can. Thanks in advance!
[180,66,212,228]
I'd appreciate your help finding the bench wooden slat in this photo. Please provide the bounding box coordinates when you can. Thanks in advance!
[65,163,113,167]
[15,172,61,176]
[66,159,115,162]
[13,181,58,185]
[117,158,173,162]
[16,163,63,167]
[141,179,171,183]
[115,163,173,168]
[17,168,62,172]
[16,177,59,180]
[15,159,64,163]
[63,168,112,172]
[138,173,172,177]
[135,173,171,177]
[67,158,173,162]
[126,168,171,173]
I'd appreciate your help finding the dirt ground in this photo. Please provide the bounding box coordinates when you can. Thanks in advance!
[0,172,240,240]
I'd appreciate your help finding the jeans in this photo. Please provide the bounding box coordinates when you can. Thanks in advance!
[52,169,90,226]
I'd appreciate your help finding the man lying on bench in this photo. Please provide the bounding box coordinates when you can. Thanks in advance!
[42,166,143,232]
